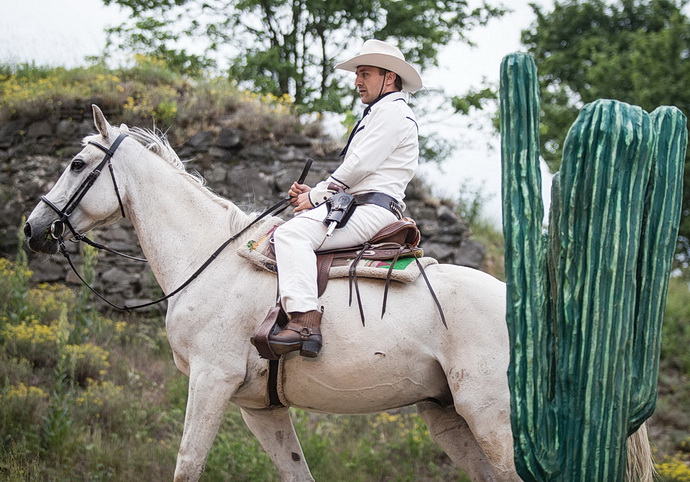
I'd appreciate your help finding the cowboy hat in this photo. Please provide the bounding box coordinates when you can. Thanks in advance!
[335,39,423,93]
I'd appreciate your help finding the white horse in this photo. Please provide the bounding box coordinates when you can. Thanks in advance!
[24,106,652,481]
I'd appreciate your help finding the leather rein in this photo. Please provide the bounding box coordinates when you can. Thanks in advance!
[41,132,311,311]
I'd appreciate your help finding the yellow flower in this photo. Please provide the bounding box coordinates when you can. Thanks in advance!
[4,382,48,401]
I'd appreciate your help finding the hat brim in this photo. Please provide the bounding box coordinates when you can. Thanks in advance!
[336,53,423,93]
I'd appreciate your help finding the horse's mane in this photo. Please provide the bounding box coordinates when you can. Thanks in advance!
[114,126,259,230]
[127,127,203,185]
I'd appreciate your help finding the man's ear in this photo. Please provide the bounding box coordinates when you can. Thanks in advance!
[386,71,397,86]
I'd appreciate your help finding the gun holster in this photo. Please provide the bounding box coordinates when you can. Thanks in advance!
[323,191,357,229]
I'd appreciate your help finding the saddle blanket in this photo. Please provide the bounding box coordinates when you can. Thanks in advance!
[236,217,437,283]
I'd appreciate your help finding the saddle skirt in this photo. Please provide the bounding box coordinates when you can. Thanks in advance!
[236,216,438,286]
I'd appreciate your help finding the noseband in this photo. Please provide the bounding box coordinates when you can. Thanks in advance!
[41,133,128,242]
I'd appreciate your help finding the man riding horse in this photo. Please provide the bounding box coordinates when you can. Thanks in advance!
[268,39,423,357]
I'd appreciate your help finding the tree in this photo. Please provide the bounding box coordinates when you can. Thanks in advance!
[102,0,505,113]
[507,0,690,257]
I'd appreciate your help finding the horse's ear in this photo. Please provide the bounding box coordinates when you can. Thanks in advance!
[119,123,130,132]
[92,104,111,140]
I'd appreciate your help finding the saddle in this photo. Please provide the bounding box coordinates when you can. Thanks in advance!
[239,217,436,314]
[246,217,445,364]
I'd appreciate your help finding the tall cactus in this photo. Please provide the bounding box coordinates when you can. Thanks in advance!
[500,52,686,481]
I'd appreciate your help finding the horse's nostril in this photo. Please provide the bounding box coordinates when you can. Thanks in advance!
[23,222,32,239]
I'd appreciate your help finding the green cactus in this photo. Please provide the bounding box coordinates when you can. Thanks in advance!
[500,52,686,481]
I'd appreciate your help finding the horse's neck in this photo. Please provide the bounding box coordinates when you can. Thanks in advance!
[123,153,247,293]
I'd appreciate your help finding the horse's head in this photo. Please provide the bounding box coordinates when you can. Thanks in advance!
[24,105,131,254]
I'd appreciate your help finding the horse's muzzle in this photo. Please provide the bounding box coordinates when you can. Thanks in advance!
[23,220,60,254]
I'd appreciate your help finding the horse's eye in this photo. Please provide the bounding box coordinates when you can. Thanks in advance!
[70,159,86,172]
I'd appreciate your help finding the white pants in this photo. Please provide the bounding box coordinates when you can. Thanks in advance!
[274,203,398,313]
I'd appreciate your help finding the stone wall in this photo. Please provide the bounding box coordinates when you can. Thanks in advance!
[0,113,484,311]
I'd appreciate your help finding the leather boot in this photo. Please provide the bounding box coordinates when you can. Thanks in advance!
[268,309,323,358]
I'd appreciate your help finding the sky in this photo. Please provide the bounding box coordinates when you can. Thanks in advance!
[0,0,555,226]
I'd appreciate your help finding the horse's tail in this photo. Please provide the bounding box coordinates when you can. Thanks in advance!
[627,422,655,482]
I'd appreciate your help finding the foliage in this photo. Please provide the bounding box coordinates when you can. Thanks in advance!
[656,450,690,481]
[521,0,690,168]
[101,0,506,113]
[520,0,690,257]
[0,59,300,141]
[661,277,690,373]
[452,0,690,258]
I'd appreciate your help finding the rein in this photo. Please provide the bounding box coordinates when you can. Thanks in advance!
[43,131,312,311]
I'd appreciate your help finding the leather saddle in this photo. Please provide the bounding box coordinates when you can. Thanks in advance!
[314,217,422,298]
[251,218,446,360]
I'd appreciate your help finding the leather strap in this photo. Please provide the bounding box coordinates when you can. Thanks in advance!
[267,359,283,407]
[354,192,403,219]
[415,257,447,328]
[252,306,288,360]
[316,252,334,296]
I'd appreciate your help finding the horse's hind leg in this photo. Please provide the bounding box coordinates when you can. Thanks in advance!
[417,401,497,481]
[174,367,240,482]
[449,365,519,481]
[241,407,314,481]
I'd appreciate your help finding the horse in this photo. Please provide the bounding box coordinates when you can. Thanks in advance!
[23,105,653,481]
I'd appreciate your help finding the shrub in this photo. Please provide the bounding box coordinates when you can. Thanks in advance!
[0,61,303,143]
[0,256,32,322]
[27,284,74,323]
[1,383,49,422]
[662,277,690,372]
[2,319,60,368]
[655,451,690,481]
[64,343,110,384]
[74,379,125,430]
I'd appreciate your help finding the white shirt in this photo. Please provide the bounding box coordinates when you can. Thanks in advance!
[309,92,419,209]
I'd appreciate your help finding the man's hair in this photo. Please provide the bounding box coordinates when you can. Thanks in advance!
[378,68,403,91]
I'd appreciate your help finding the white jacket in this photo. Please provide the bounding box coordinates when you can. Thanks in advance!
[309,92,419,210]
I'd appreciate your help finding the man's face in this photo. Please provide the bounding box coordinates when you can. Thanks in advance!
[355,66,388,105]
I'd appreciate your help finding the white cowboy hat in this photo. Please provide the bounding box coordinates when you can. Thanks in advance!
[335,39,423,93]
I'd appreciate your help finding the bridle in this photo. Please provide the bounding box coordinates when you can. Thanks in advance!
[39,133,311,311]
[42,133,129,249]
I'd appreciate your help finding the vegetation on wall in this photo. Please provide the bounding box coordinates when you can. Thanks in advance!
[0,56,300,142]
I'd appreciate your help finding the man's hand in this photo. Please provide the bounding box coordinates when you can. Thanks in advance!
[289,182,314,213]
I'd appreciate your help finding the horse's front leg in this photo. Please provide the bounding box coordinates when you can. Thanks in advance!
[173,365,241,482]
[240,407,314,482]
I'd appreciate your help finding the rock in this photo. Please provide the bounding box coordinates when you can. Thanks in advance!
[437,204,460,224]
[208,147,231,160]
[216,128,242,148]
[456,239,486,269]
[284,133,312,147]
[56,119,81,137]
[26,121,53,139]
[0,120,27,148]
[101,266,132,285]
[187,130,214,148]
